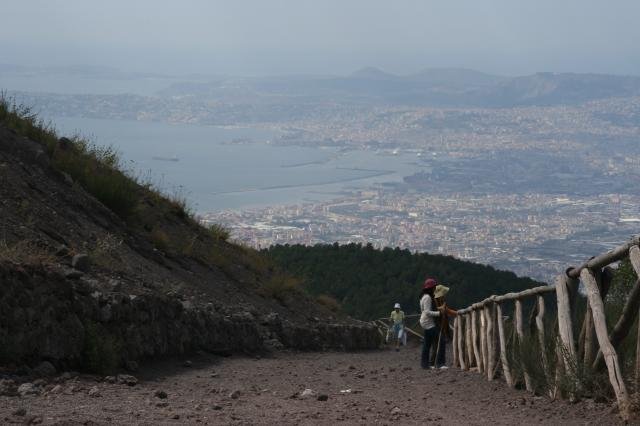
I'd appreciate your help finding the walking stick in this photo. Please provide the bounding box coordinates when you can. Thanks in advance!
[434,327,443,366]
[434,305,448,366]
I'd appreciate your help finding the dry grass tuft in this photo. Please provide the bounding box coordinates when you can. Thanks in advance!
[0,239,55,265]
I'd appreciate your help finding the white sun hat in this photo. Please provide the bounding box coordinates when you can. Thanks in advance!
[394,303,401,309]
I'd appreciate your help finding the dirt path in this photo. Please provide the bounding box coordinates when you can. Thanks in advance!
[0,346,623,425]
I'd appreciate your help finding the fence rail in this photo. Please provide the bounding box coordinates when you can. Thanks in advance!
[451,235,640,421]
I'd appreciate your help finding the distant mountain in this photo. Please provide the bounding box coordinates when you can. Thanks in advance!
[349,67,400,80]
[407,67,506,87]
[156,68,640,108]
[484,72,640,106]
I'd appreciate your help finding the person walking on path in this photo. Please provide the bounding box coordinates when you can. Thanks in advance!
[389,303,405,351]
[433,284,458,369]
[419,278,440,369]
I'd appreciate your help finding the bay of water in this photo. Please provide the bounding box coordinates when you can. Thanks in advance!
[52,117,424,212]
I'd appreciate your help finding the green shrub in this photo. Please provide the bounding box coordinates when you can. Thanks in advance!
[150,228,170,251]
[0,239,55,265]
[82,322,121,375]
[261,273,302,301]
[0,95,139,218]
[317,294,341,312]
[0,96,58,152]
[207,223,230,241]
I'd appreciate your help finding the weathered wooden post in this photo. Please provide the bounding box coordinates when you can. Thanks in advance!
[496,302,514,387]
[472,308,483,373]
[584,269,612,368]
[592,277,640,371]
[580,268,631,421]
[465,313,474,369]
[535,295,549,392]
[452,316,459,368]
[485,303,497,380]
[627,245,640,393]
[514,299,533,392]
[555,272,579,371]
[480,305,488,375]
[457,315,467,370]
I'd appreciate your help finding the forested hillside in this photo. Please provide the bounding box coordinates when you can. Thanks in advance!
[264,243,543,320]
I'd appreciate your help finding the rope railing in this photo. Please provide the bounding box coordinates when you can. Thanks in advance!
[451,235,640,421]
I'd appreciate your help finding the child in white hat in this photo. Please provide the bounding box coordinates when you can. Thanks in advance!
[389,303,405,351]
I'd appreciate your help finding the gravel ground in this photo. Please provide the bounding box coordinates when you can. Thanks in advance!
[0,345,626,425]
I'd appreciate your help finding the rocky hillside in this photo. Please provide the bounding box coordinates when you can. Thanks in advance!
[0,101,378,374]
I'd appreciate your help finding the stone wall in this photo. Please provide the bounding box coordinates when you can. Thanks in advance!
[0,262,380,371]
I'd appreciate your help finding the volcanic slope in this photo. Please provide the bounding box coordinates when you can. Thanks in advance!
[0,107,377,371]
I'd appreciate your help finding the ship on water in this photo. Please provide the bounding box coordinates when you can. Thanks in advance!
[152,155,179,162]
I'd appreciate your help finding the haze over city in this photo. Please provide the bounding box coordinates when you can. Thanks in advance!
[2,0,640,76]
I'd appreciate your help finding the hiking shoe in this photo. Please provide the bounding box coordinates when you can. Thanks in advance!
[438,365,449,370]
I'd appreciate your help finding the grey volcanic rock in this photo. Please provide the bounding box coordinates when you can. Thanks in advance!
[116,375,138,386]
[17,383,39,396]
[32,361,56,377]
[0,379,17,396]
[71,254,90,272]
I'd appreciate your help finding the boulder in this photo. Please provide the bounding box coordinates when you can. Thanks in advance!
[64,268,84,279]
[55,245,70,257]
[299,388,316,399]
[124,360,138,372]
[88,386,101,397]
[12,407,26,416]
[0,379,17,396]
[72,254,90,272]
[33,361,56,377]
[116,374,138,386]
[17,383,39,396]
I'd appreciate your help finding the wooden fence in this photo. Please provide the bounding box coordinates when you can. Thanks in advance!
[373,314,424,342]
[452,235,640,421]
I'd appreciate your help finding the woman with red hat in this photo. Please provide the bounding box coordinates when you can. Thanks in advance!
[419,278,441,369]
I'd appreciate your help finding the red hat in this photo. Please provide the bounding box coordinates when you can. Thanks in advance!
[423,278,437,289]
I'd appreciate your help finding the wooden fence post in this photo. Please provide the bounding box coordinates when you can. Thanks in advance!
[458,314,467,370]
[472,309,483,373]
[465,313,474,369]
[555,273,579,370]
[626,245,640,393]
[584,269,612,368]
[580,268,631,421]
[515,299,533,392]
[535,295,549,393]
[452,316,459,368]
[592,278,640,371]
[496,302,514,387]
[486,303,497,380]
[480,306,488,375]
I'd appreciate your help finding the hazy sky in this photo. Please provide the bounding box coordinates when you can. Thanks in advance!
[1,0,639,76]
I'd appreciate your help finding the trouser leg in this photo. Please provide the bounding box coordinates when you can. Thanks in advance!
[421,327,436,368]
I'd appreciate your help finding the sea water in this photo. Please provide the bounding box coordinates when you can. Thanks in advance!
[52,117,423,212]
